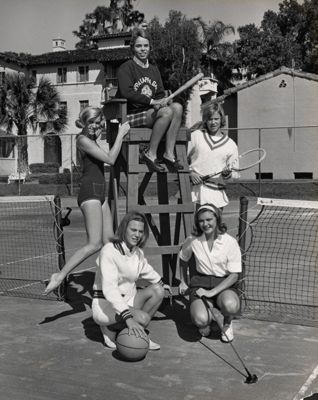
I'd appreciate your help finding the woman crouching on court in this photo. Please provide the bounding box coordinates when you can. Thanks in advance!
[44,106,130,295]
[179,203,242,342]
[92,211,172,350]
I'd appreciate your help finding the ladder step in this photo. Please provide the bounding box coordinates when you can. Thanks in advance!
[128,164,190,173]
[144,245,181,256]
[127,203,194,214]
[124,127,188,142]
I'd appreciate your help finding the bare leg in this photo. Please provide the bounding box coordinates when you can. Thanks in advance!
[133,283,165,320]
[44,199,104,294]
[145,107,173,160]
[217,290,240,325]
[162,102,183,160]
[101,200,114,244]
[190,297,214,336]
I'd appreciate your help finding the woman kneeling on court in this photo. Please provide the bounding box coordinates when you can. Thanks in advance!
[179,204,242,342]
[92,211,171,350]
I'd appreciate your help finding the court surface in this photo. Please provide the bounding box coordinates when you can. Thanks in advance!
[1,196,318,400]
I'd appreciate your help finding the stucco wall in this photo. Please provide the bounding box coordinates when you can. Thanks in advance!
[236,74,318,179]
[32,62,104,170]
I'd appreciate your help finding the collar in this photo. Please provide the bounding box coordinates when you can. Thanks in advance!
[133,56,149,69]
[202,128,226,143]
[199,233,222,244]
[203,129,230,150]
[121,241,137,255]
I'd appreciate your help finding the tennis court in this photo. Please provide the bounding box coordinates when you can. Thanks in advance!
[0,196,318,400]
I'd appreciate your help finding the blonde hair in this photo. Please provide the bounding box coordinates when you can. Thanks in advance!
[202,103,226,127]
[190,102,226,133]
[75,107,102,129]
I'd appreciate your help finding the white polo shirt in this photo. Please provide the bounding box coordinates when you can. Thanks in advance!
[179,233,242,277]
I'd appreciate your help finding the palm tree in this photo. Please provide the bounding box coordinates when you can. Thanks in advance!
[194,19,234,71]
[0,73,67,173]
[205,21,235,70]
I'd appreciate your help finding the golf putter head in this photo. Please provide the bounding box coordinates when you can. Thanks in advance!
[245,374,258,384]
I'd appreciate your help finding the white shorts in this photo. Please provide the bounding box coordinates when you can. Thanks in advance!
[92,294,136,327]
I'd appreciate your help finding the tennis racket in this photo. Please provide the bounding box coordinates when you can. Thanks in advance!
[201,148,266,181]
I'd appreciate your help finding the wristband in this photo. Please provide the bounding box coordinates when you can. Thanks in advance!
[119,309,133,322]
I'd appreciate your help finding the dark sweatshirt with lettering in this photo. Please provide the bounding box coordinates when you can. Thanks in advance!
[116,59,165,114]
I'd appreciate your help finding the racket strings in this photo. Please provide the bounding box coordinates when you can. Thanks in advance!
[236,148,266,171]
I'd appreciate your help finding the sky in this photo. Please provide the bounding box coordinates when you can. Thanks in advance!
[0,0,285,54]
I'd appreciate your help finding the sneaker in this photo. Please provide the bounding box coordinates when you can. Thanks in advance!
[148,339,161,351]
[100,326,117,349]
[221,322,234,343]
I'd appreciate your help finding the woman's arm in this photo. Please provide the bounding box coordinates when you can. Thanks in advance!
[77,122,130,165]
[179,258,190,294]
[99,245,131,314]
[196,273,239,299]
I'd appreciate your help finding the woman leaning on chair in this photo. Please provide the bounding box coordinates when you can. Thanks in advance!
[44,106,130,295]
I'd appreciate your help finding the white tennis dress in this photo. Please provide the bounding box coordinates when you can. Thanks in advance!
[188,129,239,208]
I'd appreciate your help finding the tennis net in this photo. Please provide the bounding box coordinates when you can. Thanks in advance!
[0,195,66,300]
[238,197,318,327]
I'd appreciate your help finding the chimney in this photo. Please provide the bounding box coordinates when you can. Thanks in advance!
[52,37,66,52]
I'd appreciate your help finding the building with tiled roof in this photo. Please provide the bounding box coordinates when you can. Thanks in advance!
[204,67,318,180]
[0,33,216,176]
[0,36,132,175]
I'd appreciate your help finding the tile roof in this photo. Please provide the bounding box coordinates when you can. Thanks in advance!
[208,66,318,104]
[0,47,131,67]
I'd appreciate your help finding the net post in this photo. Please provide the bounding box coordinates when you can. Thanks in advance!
[238,196,249,311]
[258,129,262,196]
[53,195,67,300]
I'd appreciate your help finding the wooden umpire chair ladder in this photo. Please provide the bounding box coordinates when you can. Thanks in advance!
[102,99,195,291]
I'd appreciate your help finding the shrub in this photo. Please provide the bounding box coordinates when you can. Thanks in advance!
[29,163,60,173]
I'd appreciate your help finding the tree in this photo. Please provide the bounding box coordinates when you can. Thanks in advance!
[231,0,318,78]
[191,17,235,92]
[303,0,318,73]
[147,11,204,108]
[0,74,67,172]
[73,0,145,49]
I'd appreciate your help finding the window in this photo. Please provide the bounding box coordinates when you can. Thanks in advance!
[79,100,89,111]
[57,67,67,84]
[0,71,5,86]
[59,101,67,112]
[255,172,273,180]
[78,65,89,82]
[0,135,15,158]
[294,172,313,180]
[31,70,37,84]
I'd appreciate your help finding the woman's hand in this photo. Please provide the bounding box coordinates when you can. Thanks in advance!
[163,283,173,296]
[221,167,232,180]
[190,171,203,185]
[178,281,189,296]
[125,318,147,338]
[152,98,170,110]
[196,288,215,299]
[118,121,130,139]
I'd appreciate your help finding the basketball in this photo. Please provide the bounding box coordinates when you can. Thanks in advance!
[116,328,149,361]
